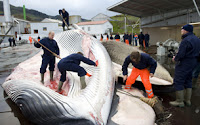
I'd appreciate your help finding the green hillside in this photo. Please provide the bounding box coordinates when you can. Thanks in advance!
[0,1,60,21]
[110,14,140,34]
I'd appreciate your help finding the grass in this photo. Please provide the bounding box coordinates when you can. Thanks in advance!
[110,14,140,34]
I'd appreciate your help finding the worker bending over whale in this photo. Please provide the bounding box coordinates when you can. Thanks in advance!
[57,52,98,93]
[122,51,157,98]
[33,31,60,84]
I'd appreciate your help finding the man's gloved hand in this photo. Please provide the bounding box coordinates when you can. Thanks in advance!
[150,73,154,78]
[95,60,98,67]
[123,75,128,83]
[86,73,92,77]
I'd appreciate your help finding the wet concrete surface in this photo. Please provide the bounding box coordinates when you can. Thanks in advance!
[0,44,38,125]
[0,44,199,125]
[146,46,200,125]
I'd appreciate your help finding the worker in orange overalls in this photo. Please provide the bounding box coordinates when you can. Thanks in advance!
[122,51,157,98]
[134,33,138,46]
[100,34,103,41]
[38,36,40,42]
[115,33,120,42]
[106,34,109,41]
[29,36,32,44]
[123,33,129,45]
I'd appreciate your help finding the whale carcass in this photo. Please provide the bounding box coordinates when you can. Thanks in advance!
[2,28,115,125]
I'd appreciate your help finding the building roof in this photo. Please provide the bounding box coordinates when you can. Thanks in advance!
[41,18,62,23]
[108,0,200,17]
[77,20,108,26]
[14,18,30,23]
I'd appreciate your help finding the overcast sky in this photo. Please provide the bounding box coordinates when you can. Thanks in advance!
[7,0,122,19]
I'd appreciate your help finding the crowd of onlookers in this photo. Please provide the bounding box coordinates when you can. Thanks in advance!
[99,32,150,50]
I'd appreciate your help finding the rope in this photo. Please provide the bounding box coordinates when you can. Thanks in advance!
[117,89,158,107]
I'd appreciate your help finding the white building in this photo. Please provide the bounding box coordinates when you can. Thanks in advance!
[77,20,113,36]
[13,18,30,34]
[91,13,112,21]
[30,22,62,36]
[0,16,30,35]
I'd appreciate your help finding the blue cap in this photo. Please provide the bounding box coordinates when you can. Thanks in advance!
[182,24,193,32]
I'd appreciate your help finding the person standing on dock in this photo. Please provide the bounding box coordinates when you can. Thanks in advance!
[59,8,69,31]
[107,34,109,41]
[8,37,12,47]
[138,32,144,49]
[29,36,32,44]
[115,33,120,42]
[110,34,113,40]
[57,52,98,93]
[12,37,16,46]
[38,36,40,42]
[33,31,60,84]
[134,33,138,46]
[122,51,157,98]
[169,24,200,107]
[100,34,104,41]
[128,33,132,46]
[144,32,150,49]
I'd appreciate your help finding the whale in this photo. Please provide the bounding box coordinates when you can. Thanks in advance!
[2,27,115,125]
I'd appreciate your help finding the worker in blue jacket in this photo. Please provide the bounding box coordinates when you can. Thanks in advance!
[59,8,69,31]
[57,52,98,93]
[122,51,157,98]
[33,31,60,84]
[170,24,200,107]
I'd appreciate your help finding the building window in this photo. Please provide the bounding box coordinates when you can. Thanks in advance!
[82,27,84,30]
[34,30,38,34]
[43,27,47,31]
[88,27,90,31]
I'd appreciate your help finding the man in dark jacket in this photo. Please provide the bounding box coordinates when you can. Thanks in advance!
[123,33,129,44]
[8,37,12,47]
[12,37,16,46]
[59,8,69,31]
[144,32,150,48]
[33,31,60,84]
[115,33,120,42]
[110,35,113,40]
[122,51,157,98]
[169,24,200,107]
[138,32,145,49]
[128,33,132,45]
[57,52,98,93]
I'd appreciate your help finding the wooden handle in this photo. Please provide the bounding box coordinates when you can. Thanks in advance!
[37,41,61,59]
